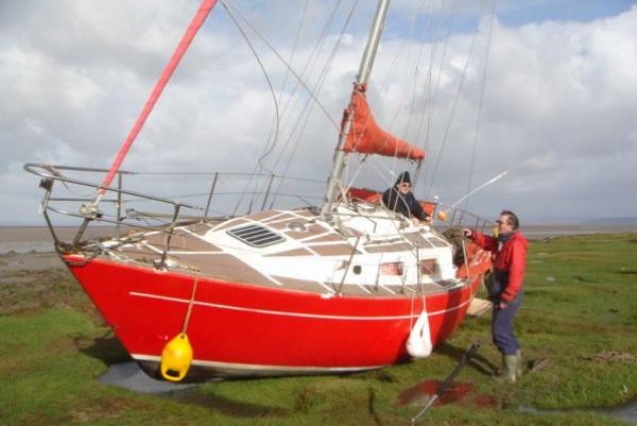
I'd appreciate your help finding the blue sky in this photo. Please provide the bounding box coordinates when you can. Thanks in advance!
[1,0,637,226]
[497,0,635,25]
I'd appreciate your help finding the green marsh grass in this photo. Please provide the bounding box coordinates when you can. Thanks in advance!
[0,233,635,425]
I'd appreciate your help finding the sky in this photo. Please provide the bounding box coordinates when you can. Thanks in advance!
[1,0,637,226]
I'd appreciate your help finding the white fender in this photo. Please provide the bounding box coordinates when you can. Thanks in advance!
[406,310,433,358]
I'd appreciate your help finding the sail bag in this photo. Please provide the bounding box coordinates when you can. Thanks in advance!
[342,85,425,161]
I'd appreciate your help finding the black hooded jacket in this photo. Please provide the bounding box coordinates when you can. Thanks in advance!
[381,172,429,221]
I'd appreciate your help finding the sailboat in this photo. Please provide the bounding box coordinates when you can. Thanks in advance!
[25,0,494,381]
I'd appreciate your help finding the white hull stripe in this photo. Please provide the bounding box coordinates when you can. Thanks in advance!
[132,353,385,373]
[129,291,472,321]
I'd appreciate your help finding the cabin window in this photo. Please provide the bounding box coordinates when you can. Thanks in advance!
[227,224,285,247]
[381,261,404,276]
[420,259,438,274]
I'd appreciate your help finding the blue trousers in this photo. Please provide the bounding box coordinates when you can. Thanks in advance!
[491,293,522,355]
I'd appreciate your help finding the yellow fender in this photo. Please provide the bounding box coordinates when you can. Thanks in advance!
[160,333,193,382]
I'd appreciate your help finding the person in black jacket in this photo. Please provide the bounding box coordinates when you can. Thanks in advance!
[382,171,431,223]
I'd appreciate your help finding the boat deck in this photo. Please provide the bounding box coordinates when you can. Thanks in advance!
[85,207,466,299]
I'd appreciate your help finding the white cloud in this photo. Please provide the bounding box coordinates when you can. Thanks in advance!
[2,1,637,226]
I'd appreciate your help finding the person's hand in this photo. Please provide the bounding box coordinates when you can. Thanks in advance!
[499,301,508,310]
[462,228,472,237]
[424,215,433,224]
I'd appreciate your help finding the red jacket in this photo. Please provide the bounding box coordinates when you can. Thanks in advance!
[469,230,528,302]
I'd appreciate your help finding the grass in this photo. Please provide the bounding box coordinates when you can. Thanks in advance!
[1,233,636,425]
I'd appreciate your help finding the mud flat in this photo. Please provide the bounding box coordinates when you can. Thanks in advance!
[0,251,64,273]
[0,226,116,255]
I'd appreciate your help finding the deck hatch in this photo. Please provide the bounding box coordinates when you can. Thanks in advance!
[227,224,285,247]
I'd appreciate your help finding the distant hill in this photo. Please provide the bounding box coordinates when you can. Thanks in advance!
[524,216,637,226]
[582,217,637,225]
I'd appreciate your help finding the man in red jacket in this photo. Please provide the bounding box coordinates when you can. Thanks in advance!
[463,210,528,383]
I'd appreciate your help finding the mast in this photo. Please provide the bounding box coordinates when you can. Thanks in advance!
[320,0,392,219]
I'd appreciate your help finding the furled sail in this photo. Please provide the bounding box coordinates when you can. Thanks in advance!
[342,84,425,161]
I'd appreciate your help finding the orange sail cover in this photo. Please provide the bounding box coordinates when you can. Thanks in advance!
[342,86,424,161]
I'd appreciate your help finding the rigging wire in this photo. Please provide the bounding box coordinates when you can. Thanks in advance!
[412,0,456,173]
[220,0,354,213]
[264,0,310,162]
[463,0,498,211]
[426,0,491,196]
[219,1,280,170]
[215,0,496,214]
[219,1,281,215]
[401,0,432,157]
[269,1,361,208]
[343,0,451,197]
[418,0,457,198]
[350,0,497,210]
[268,0,356,173]
[274,2,358,167]
[221,2,340,131]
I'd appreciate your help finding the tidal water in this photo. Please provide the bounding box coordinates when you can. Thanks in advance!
[519,399,637,424]
[397,379,637,423]
[98,362,199,394]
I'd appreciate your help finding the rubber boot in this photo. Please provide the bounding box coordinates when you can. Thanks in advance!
[504,355,518,383]
[516,349,523,379]
[493,355,518,384]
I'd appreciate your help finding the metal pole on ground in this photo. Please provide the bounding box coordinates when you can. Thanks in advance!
[411,342,481,424]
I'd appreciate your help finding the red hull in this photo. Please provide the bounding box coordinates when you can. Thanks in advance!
[65,254,483,379]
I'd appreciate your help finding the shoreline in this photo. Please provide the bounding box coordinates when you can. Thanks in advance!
[0,226,117,254]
